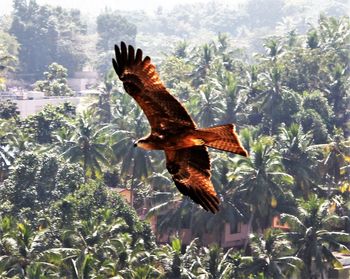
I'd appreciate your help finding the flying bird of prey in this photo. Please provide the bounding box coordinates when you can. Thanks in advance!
[112,42,248,214]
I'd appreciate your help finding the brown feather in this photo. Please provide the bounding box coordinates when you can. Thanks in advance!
[113,42,196,132]
[112,42,249,214]
[165,147,220,213]
[197,124,248,157]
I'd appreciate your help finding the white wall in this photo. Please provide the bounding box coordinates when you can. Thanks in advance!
[15,97,82,118]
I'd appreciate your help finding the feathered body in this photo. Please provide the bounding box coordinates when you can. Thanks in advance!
[112,42,248,213]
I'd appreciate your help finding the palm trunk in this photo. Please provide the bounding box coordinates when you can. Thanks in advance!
[244,209,254,251]
[83,154,87,183]
[130,162,136,207]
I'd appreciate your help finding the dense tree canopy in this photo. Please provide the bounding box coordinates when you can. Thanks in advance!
[0,1,349,276]
[34,63,74,96]
[9,0,87,80]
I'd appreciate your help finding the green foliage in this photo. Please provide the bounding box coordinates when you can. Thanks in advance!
[21,102,75,144]
[60,113,110,181]
[298,109,329,143]
[96,12,136,52]
[34,63,74,96]
[95,11,137,74]
[240,229,303,278]
[0,10,349,278]
[0,29,19,89]
[0,152,84,221]
[10,0,87,79]
[0,100,19,119]
[281,196,350,278]
[303,90,334,128]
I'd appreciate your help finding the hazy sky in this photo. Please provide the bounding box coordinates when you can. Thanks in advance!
[1,0,233,15]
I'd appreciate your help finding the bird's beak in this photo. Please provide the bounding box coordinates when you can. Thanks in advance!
[133,141,138,147]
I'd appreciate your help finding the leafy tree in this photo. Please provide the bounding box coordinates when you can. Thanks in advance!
[95,11,137,74]
[21,103,75,144]
[281,196,350,278]
[277,124,320,198]
[302,90,334,130]
[0,100,19,119]
[0,29,19,89]
[96,12,136,53]
[298,109,329,144]
[52,181,155,249]
[241,229,303,278]
[236,137,294,232]
[34,63,74,96]
[0,152,84,222]
[61,112,109,181]
[10,0,87,79]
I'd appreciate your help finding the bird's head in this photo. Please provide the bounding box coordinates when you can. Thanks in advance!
[133,138,155,150]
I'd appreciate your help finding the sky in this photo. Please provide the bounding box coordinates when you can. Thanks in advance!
[1,0,233,15]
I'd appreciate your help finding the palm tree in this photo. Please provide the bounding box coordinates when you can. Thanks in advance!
[204,243,242,278]
[109,108,155,207]
[190,156,250,246]
[240,229,303,278]
[0,217,65,277]
[215,70,248,125]
[193,83,225,127]
[281,195,350,278]
[0,120,15,181]
[191,43,215,87]
[236,137,294,232]
[89,70,117,124]
[316,129,350,185]
[256,65,301,133]
[62,112,109,182]
[151,238,206,278]
[277,123,320,198]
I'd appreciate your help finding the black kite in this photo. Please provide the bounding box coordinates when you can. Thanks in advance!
[112,42,248,214]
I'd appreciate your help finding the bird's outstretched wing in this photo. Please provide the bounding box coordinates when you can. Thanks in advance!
[165,146,220,213]
[112,42,196,132]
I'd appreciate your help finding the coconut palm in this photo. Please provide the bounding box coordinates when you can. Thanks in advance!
[281,195,350,278]
[193,83,225,127]
[190,156,250,245]
[203,243,242,279]
[0,217,65,277]
[62,112,110,181]
[316,129,350,185]
[277,123,320,198]
[236,137,294,232]
[240,229,303,278]
[191,43,215,87]
[109,108,155,207]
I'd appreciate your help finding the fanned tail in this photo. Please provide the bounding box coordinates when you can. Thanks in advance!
[197,124,248,157]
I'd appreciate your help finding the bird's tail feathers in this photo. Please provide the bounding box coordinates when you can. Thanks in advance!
[197,124,248,157]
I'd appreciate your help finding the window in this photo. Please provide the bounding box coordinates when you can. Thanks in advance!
[230,222,241,234]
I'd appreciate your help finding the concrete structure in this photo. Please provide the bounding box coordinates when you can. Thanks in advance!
[15,96,81,118]
[67,70,99,92]
[0,90,89,118]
